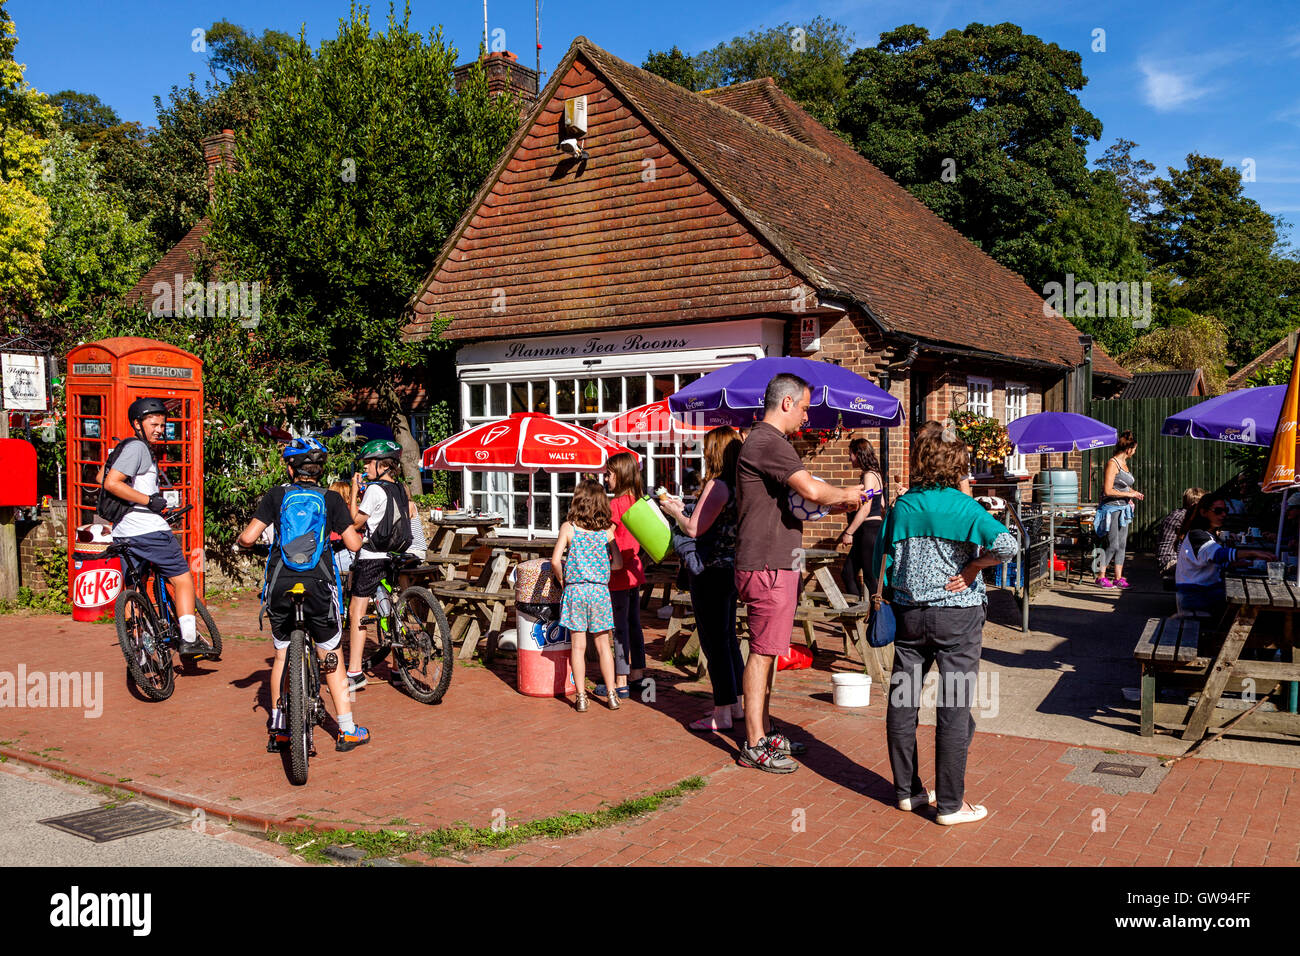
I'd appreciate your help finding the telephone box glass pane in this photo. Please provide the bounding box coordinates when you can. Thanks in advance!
[79,395,101,416]
[81,419,101,438]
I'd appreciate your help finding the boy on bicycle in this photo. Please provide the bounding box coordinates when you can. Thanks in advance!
[101,397,211,657]
[344,438,412,692]
[236,438,371,753]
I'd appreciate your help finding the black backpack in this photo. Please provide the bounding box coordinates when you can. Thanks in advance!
[363,480,413,554]
[96,437,153,524]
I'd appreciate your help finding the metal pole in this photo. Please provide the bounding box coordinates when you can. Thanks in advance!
[536,0,541,76]
[483,0,489,54]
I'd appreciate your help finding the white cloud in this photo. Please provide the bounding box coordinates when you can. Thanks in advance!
[1139,58,1214,111]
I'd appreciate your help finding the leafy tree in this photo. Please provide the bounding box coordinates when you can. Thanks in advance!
[31,130,155,317]
[1143,154,1299,365]
[1249,358,1292,387]
[645,16,854,128]
[1118,310,1230,394]
[642,46,701,92]
[0,0,57,317]
[1095,138,1156,221]
[204,19,296,83]
[207,5,520,492]
[840,23,1102,290]
[48,90,120,143]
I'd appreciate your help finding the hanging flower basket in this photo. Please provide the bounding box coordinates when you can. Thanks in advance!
[948,409,1012,463]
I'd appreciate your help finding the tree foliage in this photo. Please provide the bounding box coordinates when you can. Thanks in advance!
[1118,310,1230,394]
[644,17,854,128]
[840,22,1104,291]
[0,0,57,316]
[207,5,519,494]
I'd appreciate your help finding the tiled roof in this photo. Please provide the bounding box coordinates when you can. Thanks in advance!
[1118,369,1204,399]
[408,37,1125,378]
[124,219,213,314]
[1227,332,1297,389]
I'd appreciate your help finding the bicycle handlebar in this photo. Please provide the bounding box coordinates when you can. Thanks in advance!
[164,504,193,524]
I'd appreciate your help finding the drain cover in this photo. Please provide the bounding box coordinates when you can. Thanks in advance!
[1093,761,1147,778]
[40,804,183,843]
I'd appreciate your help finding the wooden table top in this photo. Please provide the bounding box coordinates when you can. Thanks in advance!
[427,514,503,528]
[1224,573,1300,608]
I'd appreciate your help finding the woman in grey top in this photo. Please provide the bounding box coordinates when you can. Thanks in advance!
[1096,431,1143,589]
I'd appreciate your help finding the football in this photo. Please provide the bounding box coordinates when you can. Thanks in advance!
[788,476,831,521]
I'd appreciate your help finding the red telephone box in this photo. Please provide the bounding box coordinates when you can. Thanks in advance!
[65,338,205,599]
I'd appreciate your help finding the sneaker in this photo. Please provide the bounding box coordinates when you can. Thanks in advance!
[178,637,213,657]
[593,683,630,700]
[1114,577,1131,589]
[762,733,807,756]
[335,726,370,752]
[737,741,798,773]
[346,673,367,692]
[1095,576,1115,589]
[266,729,290,753]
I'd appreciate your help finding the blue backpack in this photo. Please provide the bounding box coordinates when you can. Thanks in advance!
[260,484,340,625]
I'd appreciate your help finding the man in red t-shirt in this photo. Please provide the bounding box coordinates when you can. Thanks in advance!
[735,373,863,772]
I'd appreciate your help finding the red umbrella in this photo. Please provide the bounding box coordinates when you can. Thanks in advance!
[423,412,637,471]
[595,399,723,443]
[422,412,638,536]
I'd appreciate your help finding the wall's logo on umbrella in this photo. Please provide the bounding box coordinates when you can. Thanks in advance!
[475,450,490,461]
[536,434,579,446]
[482,425,510,445]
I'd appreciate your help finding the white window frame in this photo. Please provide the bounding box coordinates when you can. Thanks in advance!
[965,376,994,474]
[1004,382,1028,476]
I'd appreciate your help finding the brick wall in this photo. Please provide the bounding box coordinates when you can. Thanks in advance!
[17,501,67,591]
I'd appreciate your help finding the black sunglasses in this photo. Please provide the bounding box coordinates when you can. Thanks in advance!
[1209,506,1229,515]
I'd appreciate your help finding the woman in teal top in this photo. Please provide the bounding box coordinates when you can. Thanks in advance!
[875,422,1018,826]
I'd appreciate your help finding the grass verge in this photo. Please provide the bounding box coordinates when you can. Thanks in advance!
[271,775,706,865]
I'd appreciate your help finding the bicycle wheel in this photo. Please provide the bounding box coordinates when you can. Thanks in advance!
[286,629,311,785]
[392,586,453,704]
[116,590,175,701]
[193,598,223,660]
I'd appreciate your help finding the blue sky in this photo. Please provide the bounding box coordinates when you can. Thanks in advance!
[10,0,1300,244]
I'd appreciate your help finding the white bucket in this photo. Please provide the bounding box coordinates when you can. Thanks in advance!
[832,673,872,707]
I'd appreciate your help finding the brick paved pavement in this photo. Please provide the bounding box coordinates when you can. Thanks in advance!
[2,592,1298,865]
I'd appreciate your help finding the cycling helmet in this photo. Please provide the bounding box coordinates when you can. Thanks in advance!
[282,436,329,465]
[360,438,402,461]
[127,397,169,425]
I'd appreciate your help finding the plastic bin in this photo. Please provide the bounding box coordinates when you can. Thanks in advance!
[513,560,574,697]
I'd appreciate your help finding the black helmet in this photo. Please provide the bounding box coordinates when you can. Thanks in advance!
[127,397,168,425]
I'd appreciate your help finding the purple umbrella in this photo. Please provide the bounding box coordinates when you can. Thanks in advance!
[1161,386,1285,447]
[1007,412,1117,453]
[668,357,903,429]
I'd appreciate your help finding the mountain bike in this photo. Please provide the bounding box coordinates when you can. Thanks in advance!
[360,553,453,704]
[279,582,330,786]
[110,506,222,702]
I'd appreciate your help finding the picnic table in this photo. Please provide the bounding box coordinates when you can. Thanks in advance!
[1176,571,1300,741]
[426,513,504,577]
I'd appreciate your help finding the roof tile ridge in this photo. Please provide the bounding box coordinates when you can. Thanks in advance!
[582,43,830,162]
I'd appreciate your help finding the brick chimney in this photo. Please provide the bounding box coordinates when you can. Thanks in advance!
[200,129,236,204]
[452,50,540,120]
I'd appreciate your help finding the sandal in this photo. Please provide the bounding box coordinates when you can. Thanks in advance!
[575,692,589,713]
[936,803,988,826]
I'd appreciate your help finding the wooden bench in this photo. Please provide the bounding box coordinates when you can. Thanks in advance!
[1134,616,1203,736]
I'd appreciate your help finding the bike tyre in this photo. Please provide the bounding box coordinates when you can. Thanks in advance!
[286,628,310,785]
[193,597,223,660]
[116,589,174,701]
[393,586,454,704]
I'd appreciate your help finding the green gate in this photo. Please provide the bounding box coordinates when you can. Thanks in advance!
[1087,397,1241,550]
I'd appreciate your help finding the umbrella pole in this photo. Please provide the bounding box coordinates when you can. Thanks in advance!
[1277,489,1288,560]
[528,471,535,541]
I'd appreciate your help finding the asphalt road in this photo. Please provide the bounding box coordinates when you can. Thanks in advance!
[0,764,290,867]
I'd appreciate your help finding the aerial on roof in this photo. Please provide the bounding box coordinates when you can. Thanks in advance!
[407,37,1126,379]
